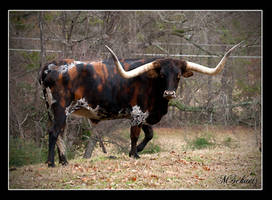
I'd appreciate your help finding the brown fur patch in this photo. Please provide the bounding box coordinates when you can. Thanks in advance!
[182,70,194,78]
[58,73,63,84]
[60,97,66,108]
[129,83,140,106]
[68,66,78,81]
[63,59,75,65]
[146,69,159,78]
[74,86,85,100]
[102,63,109,80]
[97,84,103,92]
[92,62,108,84]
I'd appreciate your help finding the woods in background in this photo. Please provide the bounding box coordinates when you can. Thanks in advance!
[9,10,261,158]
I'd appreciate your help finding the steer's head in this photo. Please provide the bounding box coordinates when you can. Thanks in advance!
[105,42,243,100]
[156,59,193,100]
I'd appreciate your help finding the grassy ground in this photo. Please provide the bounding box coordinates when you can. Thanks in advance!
[9,125,262,190]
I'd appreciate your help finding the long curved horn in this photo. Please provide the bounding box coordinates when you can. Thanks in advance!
[186,41,244,75]
[105,45,158,79]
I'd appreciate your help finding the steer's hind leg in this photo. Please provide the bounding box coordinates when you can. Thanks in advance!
[56,131,68,166]
[129,125,142,159]
[137,124,153,153]
[47,103,67,167]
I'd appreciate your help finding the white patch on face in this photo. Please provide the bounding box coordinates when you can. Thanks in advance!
[130,105,149,126]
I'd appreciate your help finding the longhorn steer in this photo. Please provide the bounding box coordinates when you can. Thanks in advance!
[39,42,242,167]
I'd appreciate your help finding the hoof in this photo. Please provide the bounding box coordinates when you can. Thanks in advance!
[129,152,140,159]
[60,160,69,166]
[48,162,55,168]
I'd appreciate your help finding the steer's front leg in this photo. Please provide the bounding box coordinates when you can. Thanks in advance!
[129,125,142,159]
[137,124,153,153]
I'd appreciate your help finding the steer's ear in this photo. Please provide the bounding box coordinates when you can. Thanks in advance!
[182,69,194,78]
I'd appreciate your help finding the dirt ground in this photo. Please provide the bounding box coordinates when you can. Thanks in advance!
[9,125,262,190]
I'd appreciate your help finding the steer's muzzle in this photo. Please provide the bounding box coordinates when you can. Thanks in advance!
[163,90,176,100]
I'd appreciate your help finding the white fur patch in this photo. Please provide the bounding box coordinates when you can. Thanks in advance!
[56,134,66,155]
[130,105,149,126]
[65,98,100,119]
[46,87,56,106]
[47,61,86,74]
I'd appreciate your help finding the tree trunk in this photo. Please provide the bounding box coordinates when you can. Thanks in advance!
[83,120,107,158]
[83,133,99,159]
[204,28,213,124]
[220,48,234,126]
[33,11,46,110]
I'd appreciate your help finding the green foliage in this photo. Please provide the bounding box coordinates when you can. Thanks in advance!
[185,132,215,150]
[17,82,33,91]
[190,137,214,150]
[174,29,185,34]
[81,129,91,141]
[43,12,54,22]
[20,51,40,71]
[222,136,239,148]
[156,21,166,30]
[219,26,234,44]
[9,136,76,167]
[89,17,103,25]
[9,137,47,167]
[141,142,161,154]
[10,12,36,32]
[66,147,77,161]
[223,137,232,147]
[80,120,92,141]
[169,99,209,112]
[236,79,260,98]
[46,53,58,62]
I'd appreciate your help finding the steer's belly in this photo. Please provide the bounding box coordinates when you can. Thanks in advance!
[71,108,101,119]
[69,106,131,121]
[66,98,149,125]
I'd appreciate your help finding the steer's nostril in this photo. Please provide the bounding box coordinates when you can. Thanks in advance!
[163,91,176,99]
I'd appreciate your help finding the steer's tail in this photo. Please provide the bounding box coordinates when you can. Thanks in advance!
[39,63,54,122]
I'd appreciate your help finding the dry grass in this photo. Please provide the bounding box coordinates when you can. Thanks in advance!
[9,125,262,190]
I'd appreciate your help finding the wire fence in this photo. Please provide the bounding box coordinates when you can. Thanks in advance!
[9,48,261,59]
[9,37,262,59]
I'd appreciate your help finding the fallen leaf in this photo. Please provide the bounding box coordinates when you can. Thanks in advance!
[192,165,198,169]
[130,177,137,181]
[81,177,87,182]
[34,171,42,177]
[176,159,188,165]
[170,150,176,154]
[193,175,205,180]
[202,166,210,171]
[151,174,158,179]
